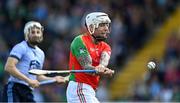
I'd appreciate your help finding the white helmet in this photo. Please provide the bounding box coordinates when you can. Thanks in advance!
[85,12,111,34]
[24,21,44,41]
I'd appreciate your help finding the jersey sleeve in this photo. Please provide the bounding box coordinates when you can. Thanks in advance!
[9,43,26,60]
[70,36,90,58]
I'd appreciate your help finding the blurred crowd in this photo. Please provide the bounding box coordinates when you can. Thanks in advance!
[130,30,180,102]
[0,0,179,102]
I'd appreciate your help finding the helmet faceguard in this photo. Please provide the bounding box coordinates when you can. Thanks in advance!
[85,12,111,34]
[24,21,44,45]
[24,21,44,41]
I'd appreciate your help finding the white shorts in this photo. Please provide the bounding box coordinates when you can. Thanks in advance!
[66,81,100,103]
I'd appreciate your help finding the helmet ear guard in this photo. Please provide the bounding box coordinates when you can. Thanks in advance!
[88,24,96,34]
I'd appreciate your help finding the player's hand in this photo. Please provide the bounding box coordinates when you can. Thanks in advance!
[104,68,114,77]
[27,79,40,88]
[54,76,69,84]
[95,65,106,75]
[95,65,114,77]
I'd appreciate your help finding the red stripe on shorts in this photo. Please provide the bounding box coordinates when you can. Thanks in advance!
[77,83,83,103]
[80,83,86,103]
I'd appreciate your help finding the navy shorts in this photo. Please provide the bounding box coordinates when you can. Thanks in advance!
[2,82,35,102]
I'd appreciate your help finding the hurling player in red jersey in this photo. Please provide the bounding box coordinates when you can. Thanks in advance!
[66,12,114,103]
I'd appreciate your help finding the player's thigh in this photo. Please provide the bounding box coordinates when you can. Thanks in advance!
[66,81,99,103]
[2,83,20,102]
[21,92,34,102]
[66,81,78,100]
[16,84,35,102]
[81,87,100,103]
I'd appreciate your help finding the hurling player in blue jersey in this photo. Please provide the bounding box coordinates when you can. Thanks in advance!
[2,21,68,102]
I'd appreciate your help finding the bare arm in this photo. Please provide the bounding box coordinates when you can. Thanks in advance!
[76,53,114,76]
[99,51,110,67]
[5,57,40,87]
[37,75,54,81]
[76,55,95,70]
[77,51,110,68]
[37,74,69,83]
[97,51,114,76]
[5,57,32,83]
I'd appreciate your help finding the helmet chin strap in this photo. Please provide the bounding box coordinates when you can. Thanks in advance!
[92,35,106,42]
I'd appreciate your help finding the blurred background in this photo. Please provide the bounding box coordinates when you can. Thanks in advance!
[0,0,180,102]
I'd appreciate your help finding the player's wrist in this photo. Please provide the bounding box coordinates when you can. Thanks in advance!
[98,64,105,68]
[25,78,32,84]
[53,76,59,82]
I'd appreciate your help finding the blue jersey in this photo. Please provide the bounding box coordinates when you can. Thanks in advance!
[8,41,45,86]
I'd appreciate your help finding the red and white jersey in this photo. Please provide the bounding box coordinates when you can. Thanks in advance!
[68,33,111,90]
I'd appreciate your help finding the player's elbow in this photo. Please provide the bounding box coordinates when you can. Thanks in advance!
[4,57,18,73]
[5,64,10,73]
[4,63,14,73]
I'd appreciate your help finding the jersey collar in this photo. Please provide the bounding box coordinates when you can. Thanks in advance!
[26,41,36,49]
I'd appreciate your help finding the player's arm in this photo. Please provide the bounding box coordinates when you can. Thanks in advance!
[77,53,114,76]
[5,57,40,88]
[37,75,69,84]
[97,50,114,76]
[77,54,95,70]
[99,51,110,67]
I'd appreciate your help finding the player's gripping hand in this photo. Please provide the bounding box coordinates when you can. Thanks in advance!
[95,65,114,77]
[27,79,40,88]
[104,68,114,77]
[54,76,69,84]
[95,65,106,75]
